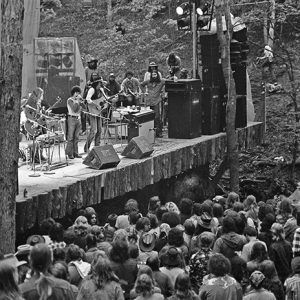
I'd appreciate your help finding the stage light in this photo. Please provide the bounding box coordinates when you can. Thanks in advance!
[176,2,190,16]
[176,2,191,30]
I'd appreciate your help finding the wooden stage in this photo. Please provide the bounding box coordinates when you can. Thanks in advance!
[17,122,263,233]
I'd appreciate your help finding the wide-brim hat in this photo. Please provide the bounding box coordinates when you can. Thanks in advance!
[163,246,182,267]
[149,61,158,67]
[26,235,45,246]
[4,253,27,268]
[198,212,212,229]
[139,232,156,252]
[86,54,98,63]
[15,244,32,257]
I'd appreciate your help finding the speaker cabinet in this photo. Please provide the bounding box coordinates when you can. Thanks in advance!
[202,87,222,135]
[121,136,154,159]
[83,145,120,169]
[165,79,202,139]
[233,63,247,96]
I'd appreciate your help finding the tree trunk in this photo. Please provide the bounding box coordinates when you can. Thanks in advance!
[0,0,23,253]
[268,0,275,48]
[215,0,239,192]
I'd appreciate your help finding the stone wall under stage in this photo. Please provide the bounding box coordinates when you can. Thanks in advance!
[16,122,263,234]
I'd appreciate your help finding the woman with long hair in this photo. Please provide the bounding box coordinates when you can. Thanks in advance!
[247,242,269,274]
[77,256,124,300]
[130,265,161,299]
[19,243,75,300]
[134,274,164,300]
[0,261,23,300]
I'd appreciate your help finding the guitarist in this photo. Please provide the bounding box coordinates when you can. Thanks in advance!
[84,74,108,153]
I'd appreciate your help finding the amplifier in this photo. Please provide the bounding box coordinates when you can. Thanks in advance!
[126,110,155,144]
[165,79,202,92]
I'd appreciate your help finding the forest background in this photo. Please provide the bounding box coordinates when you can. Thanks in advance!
[41,0,300,199]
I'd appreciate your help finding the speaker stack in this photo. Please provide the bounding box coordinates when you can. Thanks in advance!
[200,34,226,134]
[165,79,202,139]
[200,28,249,132]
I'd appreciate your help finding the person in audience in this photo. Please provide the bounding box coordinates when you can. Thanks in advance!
[109,239,138,299]
[66,244,90,286]
[50,261,78,297]
[130,265,161,299]
[243,270,276,300]
[199,253,243,299]
[241,226,267,262]
[19,243,75,299]
[258,213,276,249]
[0,260,24,300]
[147,255,174,298]
[49,222,66,251]
[213,215,246,261]
[133,274,164,300]
[116,199,139,229]
[269,222,292,284]
[259,260,284,300]
[147,196,161,216]
[285,256,300,300]
[39,217,55,245]
[179,198,194,224]
[159,247,185,287]
[104,213,118,242]
[168,273,200,300]
[148,214,160,237]
[85,233,105,263]
[138,233,158,265]
[189,231,214,293]
[247,242,269,274]
[230,255,249,294]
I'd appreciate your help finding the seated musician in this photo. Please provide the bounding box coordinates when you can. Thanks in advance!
[84,74,108,153]
[65,86,83,159]
[120,71,141,107]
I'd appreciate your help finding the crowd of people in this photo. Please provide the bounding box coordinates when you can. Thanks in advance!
[2,192,300,299]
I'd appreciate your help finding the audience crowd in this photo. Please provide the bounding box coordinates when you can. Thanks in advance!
[1,192,300,300]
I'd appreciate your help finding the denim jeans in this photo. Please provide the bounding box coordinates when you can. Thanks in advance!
[84,115,101,152]
[65,116,81,156]
[150,103,162,137]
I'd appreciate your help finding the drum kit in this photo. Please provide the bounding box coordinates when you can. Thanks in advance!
[23,95,68,176]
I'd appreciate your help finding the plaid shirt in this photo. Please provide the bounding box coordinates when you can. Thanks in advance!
[293,228,300,256]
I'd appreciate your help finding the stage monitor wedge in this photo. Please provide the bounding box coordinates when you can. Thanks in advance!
[83,145,120,169]
[121,136,154,159]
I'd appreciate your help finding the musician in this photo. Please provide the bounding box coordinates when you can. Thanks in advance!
[120,71,141,106]
[65,86,83,159]
[143,62,162,81]
[166,52,181,77]
[85,55,100,82]
[140,70,166,137]
[84,75,107,153]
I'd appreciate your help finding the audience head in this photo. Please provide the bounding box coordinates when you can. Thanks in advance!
[244,226,257,239]
[50,261,69,280]
[93,256,118,288]
[135,274,154,297]
[66,244,82,263]
[250,242,268,262]
[146,255,160,271]
[259,260,278,280]
[40,218,55,235]
[107,214,118,227]
[49,222,64,242]
[148,196,161,213]
[124,199,139,214]
[208,253,231,277]
[52,247,66,262]
[230,255,247,283]
[129,211,142,225]
[148,214,159,229]
[165,201,180,214]
[222,216,237,234]
[183,219,195,236]
[0,260,20,297]
[270,222,285,241]
[136,217,151,233]
[249,270,265,290]
[174,273,192,296]
[30,243,52,274]
[212,203,224,218]
[109,240,129,263]
[168,227,184,247]
[179,198,193,216]
[86,233,97,249]
[226,192,240,209]
[161,211,181,228]
[128,243,139,259]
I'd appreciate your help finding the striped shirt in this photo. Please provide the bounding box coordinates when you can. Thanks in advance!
[285,274,300,300]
